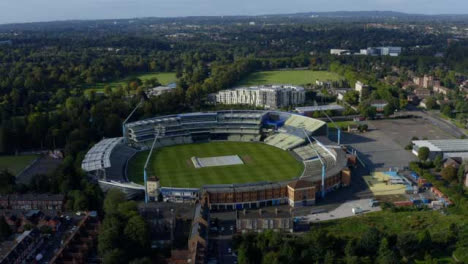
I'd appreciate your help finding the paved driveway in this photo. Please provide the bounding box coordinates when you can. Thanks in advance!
[305,198,381,222]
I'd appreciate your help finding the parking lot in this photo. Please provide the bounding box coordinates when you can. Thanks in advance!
[340,117,452,171]
[369,117,453,147]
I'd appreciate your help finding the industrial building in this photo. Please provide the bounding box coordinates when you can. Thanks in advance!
[412,139,468,160]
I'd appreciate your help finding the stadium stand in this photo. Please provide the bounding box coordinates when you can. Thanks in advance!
[293,144,319,161]
[106,145,138,181]
[125,111,266,146]
[82,137,124,174]
[301,159,324,179]
[83,110,351,203]
[284,114,325,132]
[264,133,305,150]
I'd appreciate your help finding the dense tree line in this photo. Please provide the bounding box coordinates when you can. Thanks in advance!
[234,223,467,263]
[98,189,157,264]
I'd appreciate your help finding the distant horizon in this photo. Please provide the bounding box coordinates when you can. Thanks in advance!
[0,10,467,26]
[1,0,468,25]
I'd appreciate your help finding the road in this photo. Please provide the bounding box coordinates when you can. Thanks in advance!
[209,215,237,264]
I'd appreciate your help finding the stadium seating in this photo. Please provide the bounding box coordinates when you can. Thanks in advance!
[264,133,305,150]
[106,145,138,181]
[284,114,325,132]
[293,145,319,160]
[295,140,338,180]
[125,111,326,153]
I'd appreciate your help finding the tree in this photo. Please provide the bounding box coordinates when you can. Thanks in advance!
[433,154,443,171]
[262,252,279,264]
[418,230,432,254]
[425,97,437,110]
[0,170,15,194]
[418,147,430,162]
[441,166,457,182]
[457,164,465,184]
[0,217,11,241]
[343,91,360,105]
[441,104,452,117]
[117,201,138,219]
[358,227,381,255]
[359,104,377,119]
[124,215,150,249]
[397,232,419,259]
[377,238,399,264]
[104,189,126,215]
[103,248,126,264]
[98,226,121,255]
[324,250,335,264]
[129,258,152,264]
[383,104,395,117]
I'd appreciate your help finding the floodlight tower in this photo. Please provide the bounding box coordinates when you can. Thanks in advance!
[122,100,143,143]
[143,125,164,203]
[313,100,342,145]
[322,110,341,145]
[303,129,326,198]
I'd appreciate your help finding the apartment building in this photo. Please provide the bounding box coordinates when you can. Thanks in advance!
[214,85,305,109]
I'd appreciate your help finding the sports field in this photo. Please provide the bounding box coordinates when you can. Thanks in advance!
[127,141,303,188]
[85,72,176,94]
[0,155,38,176]
[238,70,343,86]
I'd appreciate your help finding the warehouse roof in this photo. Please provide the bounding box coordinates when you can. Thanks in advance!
[413,139,468,152]
[295,104,344,113]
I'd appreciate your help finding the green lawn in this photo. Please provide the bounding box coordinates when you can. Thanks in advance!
[127,141,303,188]
[0,155,39,176]
[238,70,343,86]
[85,72,176,94]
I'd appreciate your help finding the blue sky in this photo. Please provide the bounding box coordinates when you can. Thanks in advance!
[0,0,467,24]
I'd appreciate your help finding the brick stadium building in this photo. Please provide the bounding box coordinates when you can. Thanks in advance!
[202,166,351,211]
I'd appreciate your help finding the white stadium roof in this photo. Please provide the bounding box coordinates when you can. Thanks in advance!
[81,137,123,172]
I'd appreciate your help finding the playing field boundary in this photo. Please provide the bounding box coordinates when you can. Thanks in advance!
[126,141,304,188]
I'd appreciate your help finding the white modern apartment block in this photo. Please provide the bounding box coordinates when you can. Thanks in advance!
[214,85,306,109]
[330,49,351,55]
[360,47,402,56]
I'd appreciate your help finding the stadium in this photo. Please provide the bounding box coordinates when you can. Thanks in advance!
[81,110,350,209]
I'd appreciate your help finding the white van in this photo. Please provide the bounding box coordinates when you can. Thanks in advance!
[352,207,363,215]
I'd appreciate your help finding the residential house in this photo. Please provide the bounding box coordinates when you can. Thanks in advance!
[236,208,294,233]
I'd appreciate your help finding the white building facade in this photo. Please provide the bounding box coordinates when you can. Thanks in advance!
[215,85,306,109]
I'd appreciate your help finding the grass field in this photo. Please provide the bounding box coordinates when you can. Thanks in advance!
[127,141,303,188]
[85,72,176,94]
[0,155,38,176]
[238,70,343,86]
